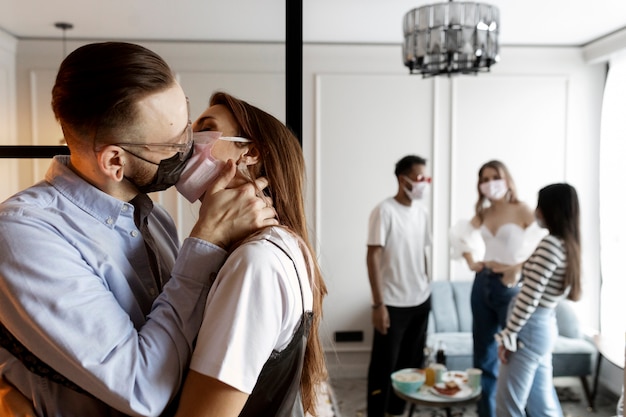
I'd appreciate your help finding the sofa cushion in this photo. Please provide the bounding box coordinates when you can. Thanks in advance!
[555,300,582,339]
[552,336,596,377]
[451,281,473,332]
[429,281,458,333]
[429,280,473,333]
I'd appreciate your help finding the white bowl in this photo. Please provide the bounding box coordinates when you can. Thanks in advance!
[391,368,425,394]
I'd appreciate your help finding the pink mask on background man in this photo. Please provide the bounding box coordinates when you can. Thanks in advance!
[175,131,251,202]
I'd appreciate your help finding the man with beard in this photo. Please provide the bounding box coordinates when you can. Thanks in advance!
[0,42,277,417]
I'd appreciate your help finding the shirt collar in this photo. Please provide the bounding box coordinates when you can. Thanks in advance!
[45,156,132,227]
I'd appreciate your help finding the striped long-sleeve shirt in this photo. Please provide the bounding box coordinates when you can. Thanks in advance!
[495,234,569,351]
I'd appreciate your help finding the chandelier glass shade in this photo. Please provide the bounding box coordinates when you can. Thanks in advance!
[402,1,500,77]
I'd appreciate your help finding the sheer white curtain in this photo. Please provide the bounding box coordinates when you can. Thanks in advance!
[599,51,626,337]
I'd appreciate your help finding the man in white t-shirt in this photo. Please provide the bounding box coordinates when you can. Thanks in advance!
[366,155,432,417]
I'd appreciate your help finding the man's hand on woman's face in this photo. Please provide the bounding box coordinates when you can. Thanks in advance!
[190,160,278,249]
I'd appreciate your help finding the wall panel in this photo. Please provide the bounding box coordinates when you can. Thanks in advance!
[316,73,434,354]
[0,66,17,200]
[449,75,568,280]
[28,70,64,185]
[0,30,17,201]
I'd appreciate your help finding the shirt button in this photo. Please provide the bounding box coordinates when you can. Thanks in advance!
[149,288,157,297]
[106,217,113,225]
[121,205,129,212]
[131,230,139,237]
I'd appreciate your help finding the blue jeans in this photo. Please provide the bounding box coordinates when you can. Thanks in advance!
[471,268,520,417]
[496,300,563,417]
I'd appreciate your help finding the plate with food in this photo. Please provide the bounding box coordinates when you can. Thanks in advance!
[441,371,469,385]
[430,380,473,399]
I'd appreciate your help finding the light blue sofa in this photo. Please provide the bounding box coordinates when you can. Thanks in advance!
[425,280,597,406]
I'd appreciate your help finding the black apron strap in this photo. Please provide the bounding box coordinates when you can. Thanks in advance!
[0,321,90,395]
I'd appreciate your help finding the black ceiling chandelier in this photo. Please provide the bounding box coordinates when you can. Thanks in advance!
[402,0,500,77]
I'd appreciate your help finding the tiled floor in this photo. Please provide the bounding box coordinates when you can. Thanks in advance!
[329,377,620,417]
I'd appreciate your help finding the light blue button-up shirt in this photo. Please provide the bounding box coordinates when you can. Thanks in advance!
[0,156,226,417]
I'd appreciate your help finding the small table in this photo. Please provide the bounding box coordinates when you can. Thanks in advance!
[393,384,481,417]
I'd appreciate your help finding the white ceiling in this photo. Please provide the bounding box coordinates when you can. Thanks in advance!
[0,0,625,47]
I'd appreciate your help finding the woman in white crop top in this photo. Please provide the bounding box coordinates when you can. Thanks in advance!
[449,160,544,417]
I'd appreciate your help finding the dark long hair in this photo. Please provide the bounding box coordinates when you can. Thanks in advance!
[475,160,520,221]
[537,183,582,301]
[209,92,328,414]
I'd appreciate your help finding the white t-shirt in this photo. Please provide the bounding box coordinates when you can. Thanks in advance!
[189,227,313,394]
[367,197,431,307]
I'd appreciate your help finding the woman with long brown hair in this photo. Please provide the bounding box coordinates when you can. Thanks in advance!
[495,183,581,416]
[174,91,327,417]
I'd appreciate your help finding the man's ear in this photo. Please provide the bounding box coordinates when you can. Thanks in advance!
[97,145,126,182]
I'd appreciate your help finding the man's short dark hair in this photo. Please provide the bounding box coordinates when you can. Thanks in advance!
[51,42,176,146]
[395,155,427,177]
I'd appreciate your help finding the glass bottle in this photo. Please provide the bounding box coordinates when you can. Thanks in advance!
[435,341,447,366]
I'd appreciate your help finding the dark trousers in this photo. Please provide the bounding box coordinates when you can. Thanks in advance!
[471,269,520,417]
[366,297,431,417]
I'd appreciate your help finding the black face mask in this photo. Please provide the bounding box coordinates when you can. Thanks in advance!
[127,149,193,194]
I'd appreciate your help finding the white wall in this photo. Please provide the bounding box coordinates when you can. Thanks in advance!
[7,40,606,385]
[0,29,17,200]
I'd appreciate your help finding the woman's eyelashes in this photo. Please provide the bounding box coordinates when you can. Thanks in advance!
[196,120,219,132]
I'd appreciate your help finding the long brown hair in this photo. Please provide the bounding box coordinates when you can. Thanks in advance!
[209,92,328,414]
[537,183,582,301]
[475,160,520,221]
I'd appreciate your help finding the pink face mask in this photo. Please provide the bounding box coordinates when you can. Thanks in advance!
[479,179,508,201]
[175,131,251,202]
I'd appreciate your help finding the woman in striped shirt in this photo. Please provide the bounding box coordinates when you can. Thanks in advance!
[495,183,582,417]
